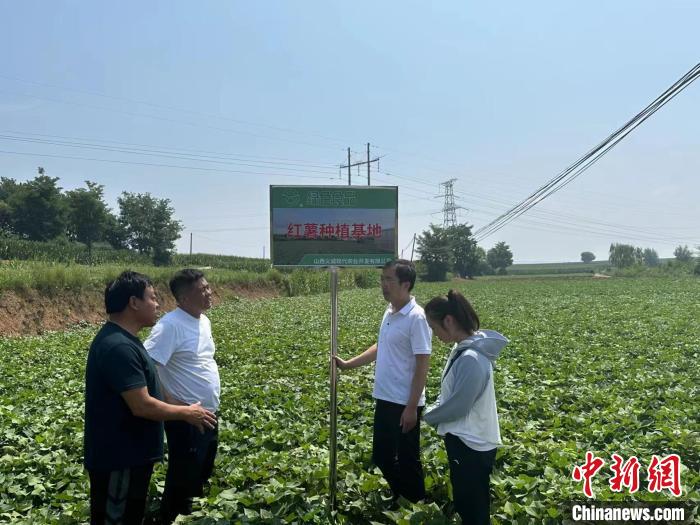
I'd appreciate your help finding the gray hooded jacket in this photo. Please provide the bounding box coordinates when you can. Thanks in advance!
[423,329,508,450]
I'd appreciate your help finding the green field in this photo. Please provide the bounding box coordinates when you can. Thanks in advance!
[506,258,684,276]
[1,276,698,523]
[507,260,610,275]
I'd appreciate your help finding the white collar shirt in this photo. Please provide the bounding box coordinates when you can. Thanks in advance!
[373,296,432,406]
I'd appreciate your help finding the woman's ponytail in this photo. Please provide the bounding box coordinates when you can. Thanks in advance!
[426,289,480,334]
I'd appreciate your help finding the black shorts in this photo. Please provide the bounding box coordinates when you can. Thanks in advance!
[88,463,154,525]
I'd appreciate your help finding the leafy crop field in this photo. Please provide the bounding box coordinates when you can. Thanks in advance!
[507,260,610,275]
[1,276,698,523]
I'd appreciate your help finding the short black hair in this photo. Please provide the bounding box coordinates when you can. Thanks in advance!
[104,271,153,314]
[169,269,205,301]
[383,259,417,291]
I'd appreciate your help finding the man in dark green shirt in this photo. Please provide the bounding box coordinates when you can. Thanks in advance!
[84,271,216,525]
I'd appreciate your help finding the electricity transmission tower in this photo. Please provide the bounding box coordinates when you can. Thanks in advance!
[438,178,462,228]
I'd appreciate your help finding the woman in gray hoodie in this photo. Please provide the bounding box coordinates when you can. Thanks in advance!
[423,290,508,525]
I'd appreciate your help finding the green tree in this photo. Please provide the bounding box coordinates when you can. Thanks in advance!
[0,177,19,200]
[581,251,596,263]
[673,245,693,262]
[474,247,494,275]
[0,201,11,233]
[642,248,660,267]
[103,212,128,250]
[0,178,16,232]
[486,241,513,274]
[416,224,452,281]
[445,223,480,278]
[117,192,183,265]
[6,171,67,241]
[609,243,638,268]
[65,181,109,254]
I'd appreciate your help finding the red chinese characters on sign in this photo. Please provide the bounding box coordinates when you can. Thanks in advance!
[367,223,382,237]
[572,452,606,498]
[286,223,383,240]
[335,223,349,240]
[351,224,366,239]
[303,223,318,239]
[609,454,640,493]
[648,454,681,497]
[573,452,683,498]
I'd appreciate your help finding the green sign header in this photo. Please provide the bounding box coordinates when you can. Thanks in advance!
[270,185,398,267]
[270,186,397,209]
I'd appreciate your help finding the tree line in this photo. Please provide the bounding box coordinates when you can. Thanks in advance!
[416,223,513,280]
[0,169,182,265]
[607,243,696,269]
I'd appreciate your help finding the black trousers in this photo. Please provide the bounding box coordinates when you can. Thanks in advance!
[89,463,154,525]
[160,420,218,524]
[372,399,426,503]
[444,433,497,525]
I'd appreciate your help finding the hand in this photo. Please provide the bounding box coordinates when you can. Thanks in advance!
[334,356,351,370]
[399,406,418,433]
[185,402,217,433]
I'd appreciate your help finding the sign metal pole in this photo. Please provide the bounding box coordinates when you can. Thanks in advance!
[329,266,339,513]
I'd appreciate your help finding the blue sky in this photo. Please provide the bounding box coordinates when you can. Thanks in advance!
[0,1,698,262]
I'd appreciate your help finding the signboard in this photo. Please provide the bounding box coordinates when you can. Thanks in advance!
[270,185,398,267]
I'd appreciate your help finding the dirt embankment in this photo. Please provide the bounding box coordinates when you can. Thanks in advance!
[0,283,279,337]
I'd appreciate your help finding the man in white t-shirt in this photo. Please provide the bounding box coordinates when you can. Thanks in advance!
[144,269,220,524]
[335,259,432,505]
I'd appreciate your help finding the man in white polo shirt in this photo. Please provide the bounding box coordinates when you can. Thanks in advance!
[144,269,220,524]
[336,259,432,505]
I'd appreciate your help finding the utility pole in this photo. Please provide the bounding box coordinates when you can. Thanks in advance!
[367,143,371,185]
[189,233,193,255]
[410,233,416,261]
[438,179,464,228]
[340,143,381,186]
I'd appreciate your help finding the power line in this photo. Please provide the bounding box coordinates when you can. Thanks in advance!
[0,129,341,166]
[452,197,699,245]
[0,74,352,148]
[495,215,700,248]
[473,62,700,242]
[374,172,698,245]
[0,86,349,153]
[380,166,699,223]
[0,134,339,175]
[0,149,336,180]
